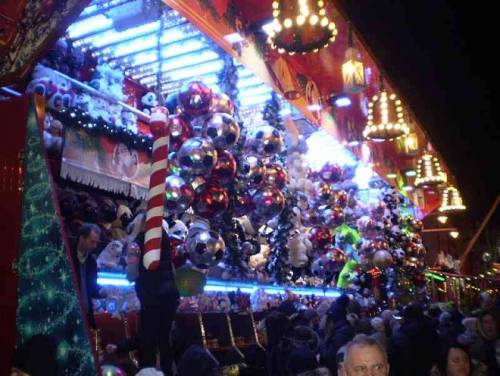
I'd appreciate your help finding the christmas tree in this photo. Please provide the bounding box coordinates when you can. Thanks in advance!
[16,103,96,374]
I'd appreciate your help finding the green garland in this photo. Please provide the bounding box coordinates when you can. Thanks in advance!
[51,107,153,152]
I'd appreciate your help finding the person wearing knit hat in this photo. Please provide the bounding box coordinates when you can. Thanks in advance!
[320,295,355,375]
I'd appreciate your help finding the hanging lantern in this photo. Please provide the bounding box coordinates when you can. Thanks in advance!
[267,0,338,55]
[362,88,410,141]
[439,186,466,213]
[342,29,365,93]
[414,152,447,187]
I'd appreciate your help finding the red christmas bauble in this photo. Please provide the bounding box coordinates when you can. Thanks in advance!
[335,190,349,208]
[211,150,236,184]
[309,226,332,251]
[262,163,288,189]
[194,184,229,218]
[319,163,343,183]
[169,115,193,151]
[315,181,334,202]
[178,81,212,117]
[252,186,285,219]
[322,205,345,228]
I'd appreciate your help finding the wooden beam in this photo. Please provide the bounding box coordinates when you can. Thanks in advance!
[460,195,500,273]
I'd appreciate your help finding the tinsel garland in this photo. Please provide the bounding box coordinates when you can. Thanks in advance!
[217,54,241,116]
[51,107,153,152]
[266,194,296,284]
[262,91,283,131]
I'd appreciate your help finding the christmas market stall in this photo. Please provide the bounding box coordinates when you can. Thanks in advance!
[1,0,497,375]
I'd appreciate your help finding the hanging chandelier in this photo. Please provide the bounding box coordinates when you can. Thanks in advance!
[439,186,466,213]
[362,87,410,141]
[414,152,447,187]
[342,28,365,93]
[267,0,338,55]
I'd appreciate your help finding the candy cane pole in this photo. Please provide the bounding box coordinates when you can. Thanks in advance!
[143,106,169,270]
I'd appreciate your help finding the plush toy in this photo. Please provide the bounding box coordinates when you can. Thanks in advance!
[288,230,311,268]
[97,240,125,270]
[111,204,133,241]
[167,219,188,241]
[97,197,118,244]
[141,92,158,115]
[75,92,94,114]
[107,68,126,101]
[108,103,124,127]
[121,111,138,133]
[89,64,110,93]
[27,64,74,110]
[337,259,358,289]
[43,112,63,154]
[26,64,58,98]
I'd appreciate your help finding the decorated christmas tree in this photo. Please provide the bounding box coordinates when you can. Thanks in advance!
[17,103,96,374]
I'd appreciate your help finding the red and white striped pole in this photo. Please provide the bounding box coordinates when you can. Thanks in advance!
[143,106,169,270]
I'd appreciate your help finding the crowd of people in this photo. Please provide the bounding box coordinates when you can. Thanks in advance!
[9,189,500,376]
[259,292,499,376]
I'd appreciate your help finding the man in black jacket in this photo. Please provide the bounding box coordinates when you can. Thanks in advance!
[132,225,180,376]
[388,302,440,376]
[70,223,106,329]
[320,294,355,376]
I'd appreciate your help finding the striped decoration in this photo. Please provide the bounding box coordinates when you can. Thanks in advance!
[143,107,169,270]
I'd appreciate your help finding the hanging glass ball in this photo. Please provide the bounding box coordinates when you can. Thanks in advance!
[210,150,237,185]
[178,81,213,117]
[210,93,234,115]
[239,155,265,186]
[193,184,229,219]
[245,125,284,158]
[186,229,225,269]
[204,112,240,149]
[308,226,332,251]
[177,137,217,176]
[319,162,343,183]
[164,175,194,214]
[252,186,285,219]
[262,163,288,189]
[169,115,193,151]
[322,205,345,228]
[373,250,393,269]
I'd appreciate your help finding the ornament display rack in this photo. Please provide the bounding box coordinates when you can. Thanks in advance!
[97,272,342,298]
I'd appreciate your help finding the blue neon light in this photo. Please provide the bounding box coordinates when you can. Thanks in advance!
[97,272,341,297]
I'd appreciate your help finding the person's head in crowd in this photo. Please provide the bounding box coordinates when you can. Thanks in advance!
[304,308,320,327]
[436,344,472,376]
[10,335,57,376]
[327,294,350,323]
[370,317,385,333]
[278,298,298,317]
[265,310,291,347]
[176,345,218,376]
[479,292,494,312]
[402,302,423,323]
[77,223,101,255]
[477,311,498,341]
[287,345,319,375]
[336,345,348,376]
[290,325,320,353]
[343,334,389,376]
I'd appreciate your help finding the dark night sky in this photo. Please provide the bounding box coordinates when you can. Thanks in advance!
[337,1,499,225]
